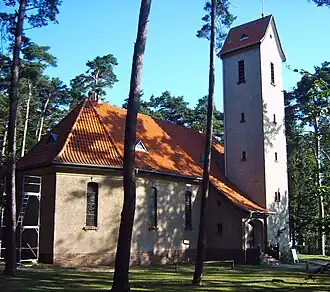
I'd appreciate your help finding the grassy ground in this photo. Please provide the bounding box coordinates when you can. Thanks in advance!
[0,263,330,291]
[298,254,330,262]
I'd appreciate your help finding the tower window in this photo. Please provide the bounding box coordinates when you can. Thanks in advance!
[271,62,275,85]
[238,60,245,84]
[86,182,99,227]
[185,191,192,230]
[148,187,158,230]
[275,152,278,162]
[240,112,245,123]
[275,190,281,202]
[273,114,277,124]
[217,223,223,236]
[241,151,247,161]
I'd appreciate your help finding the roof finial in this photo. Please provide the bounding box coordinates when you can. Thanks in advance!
[261,0,264,17]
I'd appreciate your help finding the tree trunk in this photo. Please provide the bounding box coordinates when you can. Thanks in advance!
[314,118,326,256]
[21,81,32,158]
[1,121,8,157]
[111,1,152,291]
[4,0,26,276]
[93,69,100,102]
[192,0,216,286]
[37,97,50,142]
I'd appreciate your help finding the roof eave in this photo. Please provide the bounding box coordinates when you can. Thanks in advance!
[219,41,261,59]
[52,161,203,181]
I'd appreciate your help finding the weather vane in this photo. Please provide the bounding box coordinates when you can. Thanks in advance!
[261,0,265,17]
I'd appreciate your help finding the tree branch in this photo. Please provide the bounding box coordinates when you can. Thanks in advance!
[321,149,330,162]
[25,6,43,12]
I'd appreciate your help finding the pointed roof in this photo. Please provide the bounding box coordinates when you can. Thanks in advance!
[18,99,267,212]
[219,15,285,61]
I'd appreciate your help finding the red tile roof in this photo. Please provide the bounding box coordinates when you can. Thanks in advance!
[18,99,267,212]
[220,15,272,57]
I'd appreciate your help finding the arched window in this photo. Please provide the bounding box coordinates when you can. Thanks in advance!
[148,187,157,230]
[86,182,99,227]
[185,191,192,230]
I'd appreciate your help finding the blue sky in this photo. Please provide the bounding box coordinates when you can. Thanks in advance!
[18,0,330,111]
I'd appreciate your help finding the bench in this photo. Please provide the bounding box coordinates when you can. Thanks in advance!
[173,260,234,272]
[304,260,330,271]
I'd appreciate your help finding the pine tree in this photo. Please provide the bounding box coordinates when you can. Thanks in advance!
[193,0,234,285]
[111,1,152,291]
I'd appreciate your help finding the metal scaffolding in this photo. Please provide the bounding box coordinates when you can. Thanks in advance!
[0,175,41,263]
[0,180,5,260]
[18,175,41,262]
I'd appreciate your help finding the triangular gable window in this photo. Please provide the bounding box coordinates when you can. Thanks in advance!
[135,140,148,153]
[240,34,249,41]
[47,132,58,144]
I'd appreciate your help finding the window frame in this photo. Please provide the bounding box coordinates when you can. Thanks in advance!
[86,182,99,228]
[240,112,245,123]
[148,187,158,230]
[273,114,277,124]
[241,151,247,161]
[184,190,193,231]
[237,60,246,84]
[271,62,275,85]
[275,190,281,202]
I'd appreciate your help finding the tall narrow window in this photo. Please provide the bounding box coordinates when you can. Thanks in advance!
[86,182,99,227]
[273,114,277,124]
[148,187,157,230]
[185,191,192,230]
[217,223,223,236]
[271,62,275,84]
[275,190,281,202]
[238,60,245,84]
[241,151,247,161]
[275,152,278,162]
[240,112,245,123]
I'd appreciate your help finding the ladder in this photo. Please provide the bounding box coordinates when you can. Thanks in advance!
[17,194,29,227]
[0,188,5,260]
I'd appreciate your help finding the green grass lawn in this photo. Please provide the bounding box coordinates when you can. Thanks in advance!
[0,263,329,291]
[298,254,330,262]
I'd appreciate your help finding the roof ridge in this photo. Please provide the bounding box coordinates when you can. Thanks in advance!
[90,101,124,162]
[229,14,272,31]
[55,99,88,161]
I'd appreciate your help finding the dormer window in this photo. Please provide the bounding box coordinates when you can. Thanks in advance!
[135,140,148,152]
[240,34,249,41]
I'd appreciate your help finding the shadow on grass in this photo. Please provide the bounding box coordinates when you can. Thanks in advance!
[0,265,330,291]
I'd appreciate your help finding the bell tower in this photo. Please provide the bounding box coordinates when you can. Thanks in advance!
[220,15,289,249]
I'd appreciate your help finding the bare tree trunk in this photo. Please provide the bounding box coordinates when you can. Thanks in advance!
[111,1,152,291]
[192,0,216,286]
[37,97,49,142]
[1,121,8,157]
[314,118,326,256]
[93,69,100,102]
[4,0,26,276]
[21,81,32,158]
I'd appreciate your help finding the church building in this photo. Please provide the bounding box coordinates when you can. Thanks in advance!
[1,15,289,266]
